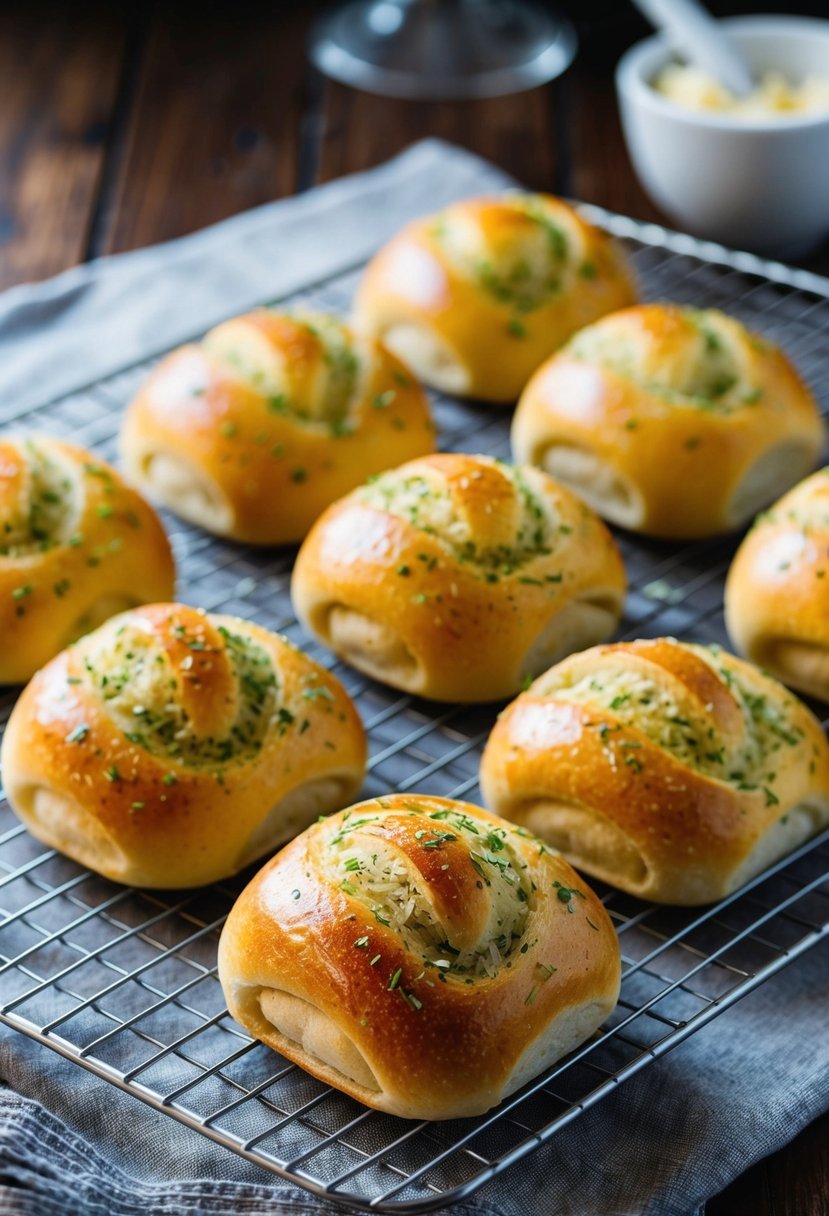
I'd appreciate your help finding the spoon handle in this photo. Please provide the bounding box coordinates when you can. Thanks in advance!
[631,0,755,97]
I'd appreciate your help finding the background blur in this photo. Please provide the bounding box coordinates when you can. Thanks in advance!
[2,0,829,291]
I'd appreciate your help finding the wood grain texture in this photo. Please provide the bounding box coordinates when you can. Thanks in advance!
[708,1111,829,1216]
[314,80,561,193]
[0,2,127,289]
[96,2,313,255]
[565,67,663,221]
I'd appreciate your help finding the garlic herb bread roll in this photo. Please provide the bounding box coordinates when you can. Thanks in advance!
[512,304,824,538]
[480,638,829,904]
[726,469,829,701]
[291,453,626,702]
[1,604,366,887]
[120,310,435,544]
[218,794,620,1120]
[0,437,174,684]
[355,193,637,402]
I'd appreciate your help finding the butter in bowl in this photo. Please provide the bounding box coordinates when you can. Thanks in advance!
[616,16,829,258]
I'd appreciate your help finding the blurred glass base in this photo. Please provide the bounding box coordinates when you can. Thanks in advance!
[309,0,578,99]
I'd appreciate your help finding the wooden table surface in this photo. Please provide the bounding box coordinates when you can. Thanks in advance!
[0,1,826,1211]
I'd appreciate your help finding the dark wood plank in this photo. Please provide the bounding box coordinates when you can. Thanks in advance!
[707,1155,774,1215]
[315,81,562,193]
[565,65,664,222]
[0,1,127,289]
[97,2,315,255]
[707,1112,829,1216]
[766,1114,829,1216]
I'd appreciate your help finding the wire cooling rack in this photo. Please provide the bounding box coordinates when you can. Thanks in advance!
[0,210,828,1213]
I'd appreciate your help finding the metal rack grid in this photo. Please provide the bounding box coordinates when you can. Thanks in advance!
[0,210,828,1213]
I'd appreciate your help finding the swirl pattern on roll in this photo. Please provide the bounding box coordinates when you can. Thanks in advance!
[512,304,824,538]
[292,453,626,702]
[726,468,829,701]
[355,192,637,402]
[0,437,174,684]
[480,638,829,904]
[120,310,435,544]
[218,794,620,1120]
[0,603,367,887]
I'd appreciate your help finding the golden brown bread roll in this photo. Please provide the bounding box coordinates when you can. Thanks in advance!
[218,793,620,1120]
[512,304,824,538]
[0,437,175,685]
[480,638,829,904]
[120,310,436,544]
[354,193,637,403]
[291,453,626,703]
[725,469,829,701]
[0,603,366,887]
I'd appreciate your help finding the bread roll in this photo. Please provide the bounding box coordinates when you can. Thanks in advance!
[725,469,829,701]
[218,793,620,1120]
[354,193,637,403]
[0,437,174,684]
[512,304,824,538]
[291,453,626,703]
[480,638,829,904]
[1,603,366,887]
[120,311,436,544]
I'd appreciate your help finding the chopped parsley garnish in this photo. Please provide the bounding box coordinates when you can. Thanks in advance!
[421,830,456,850]
[302,684,333,702]
[553,880,585,913]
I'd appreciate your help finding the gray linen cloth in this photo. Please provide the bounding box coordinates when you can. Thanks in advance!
[0,139,826,1215]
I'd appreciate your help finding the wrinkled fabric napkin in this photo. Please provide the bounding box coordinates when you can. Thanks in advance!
[1,940,827,1216]
[0,139,826,1216]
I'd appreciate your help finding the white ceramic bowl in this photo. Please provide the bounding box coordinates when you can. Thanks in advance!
[616,16,829,259]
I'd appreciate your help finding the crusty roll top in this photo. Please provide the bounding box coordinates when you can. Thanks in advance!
[512,304,824,537]
[480,638,829,904]
[0,437,174,684]
[1,604,366,887]
[203,310,368,426]
[725,468,829,700]
[355,193,637,402]
[218,795,620,1120]
[120,310,435,544]
[292,453,626,702]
